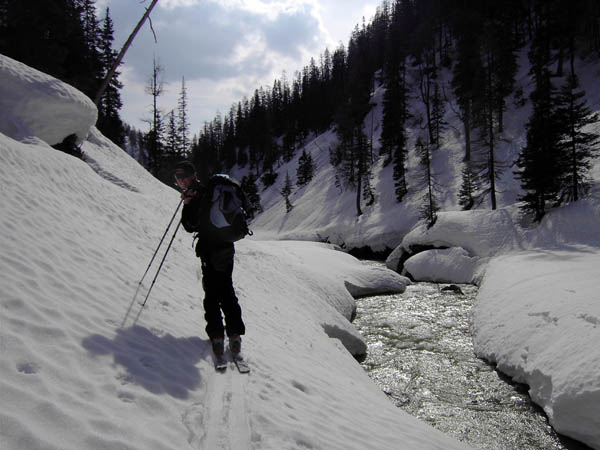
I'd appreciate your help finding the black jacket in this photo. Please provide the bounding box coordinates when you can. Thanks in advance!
[181,179,232,257]
[181,179,208,233]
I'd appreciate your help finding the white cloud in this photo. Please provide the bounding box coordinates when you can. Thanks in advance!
[158,0,200,10]
[109,0,370,132]
[361,3,379,22]
[215,0,319,18]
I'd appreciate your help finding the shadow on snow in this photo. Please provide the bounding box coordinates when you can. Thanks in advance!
[82,326,210,399]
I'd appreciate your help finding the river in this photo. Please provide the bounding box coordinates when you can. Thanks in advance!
[353,268,590,450]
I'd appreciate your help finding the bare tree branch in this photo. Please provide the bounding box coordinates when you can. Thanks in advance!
[94,0,159,107]
[148,16,158,43]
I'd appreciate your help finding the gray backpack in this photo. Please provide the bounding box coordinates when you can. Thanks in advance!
[207,174,252,242]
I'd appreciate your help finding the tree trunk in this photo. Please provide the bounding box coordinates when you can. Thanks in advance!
[94,0,159,106]
[420,66,434,146]
[463,100,472,161]
[356,133,363,216]
[555,46,564,77]
[356,172,362,216]
[486,52,497,210]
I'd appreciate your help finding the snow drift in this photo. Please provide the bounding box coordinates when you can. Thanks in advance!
[0,54,96,145]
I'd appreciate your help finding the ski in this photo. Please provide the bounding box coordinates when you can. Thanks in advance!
[232,354,250,373]
[214,355,227,372]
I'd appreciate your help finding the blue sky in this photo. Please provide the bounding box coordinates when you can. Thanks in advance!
[97,0,378,135]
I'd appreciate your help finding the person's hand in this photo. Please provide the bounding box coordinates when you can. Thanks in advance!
[182,188,197,204]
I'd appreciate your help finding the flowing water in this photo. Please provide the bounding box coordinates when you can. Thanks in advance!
[353,272,590,450]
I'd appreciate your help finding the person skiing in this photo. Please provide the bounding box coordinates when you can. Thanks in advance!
[174,161,245,365]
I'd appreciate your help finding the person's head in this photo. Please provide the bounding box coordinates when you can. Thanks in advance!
[174,161,196,190]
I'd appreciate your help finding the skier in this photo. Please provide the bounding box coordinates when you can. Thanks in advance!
[174,161,246,366]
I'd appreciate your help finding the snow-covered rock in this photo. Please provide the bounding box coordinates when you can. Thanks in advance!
[403,247,487,284]
[0,53,97,145]
[398,207,525,258]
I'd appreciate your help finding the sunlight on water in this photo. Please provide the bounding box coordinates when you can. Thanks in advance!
[354,278,587,450]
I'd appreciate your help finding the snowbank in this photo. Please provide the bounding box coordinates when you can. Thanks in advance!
[385,207,524,273]
[386,198,600,449]
[0,59,469,449]
[0,53,97,145]
[403,247,487,284]
[473,250,600,448]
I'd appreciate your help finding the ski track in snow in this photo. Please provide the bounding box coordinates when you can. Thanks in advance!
[183,361,251,450]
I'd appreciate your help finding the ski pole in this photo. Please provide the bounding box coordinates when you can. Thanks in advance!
[121,199,183,328]
[137,198,183,290]
[135,219,183,321]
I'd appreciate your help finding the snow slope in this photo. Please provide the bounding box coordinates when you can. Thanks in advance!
[233,47,600,448]
[239,48,600,256]
[241,85,423,252]
[0,54,471,450]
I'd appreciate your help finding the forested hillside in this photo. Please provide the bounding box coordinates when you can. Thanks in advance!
[192,0,600,228]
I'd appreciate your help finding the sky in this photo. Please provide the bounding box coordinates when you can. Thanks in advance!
[97,0,379,135]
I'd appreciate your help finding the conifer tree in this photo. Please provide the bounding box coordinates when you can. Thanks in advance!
[362,171,375,208]
[381,1,411,202]
[80,0,102,91]
[355,129,370,214]
[282,132,297,163]
[177,76,190,156]
[451,9,485,162]
[0,0,95,96]
[334,125,372,216]
[458,163,477,210]
[165,110,178,156]
[281,172,294,213]
[431,81,447,149]
[296,149,315,187]
[241,174,261,218]
[515,11,564,221]
[145,56,166,177]
[416,136,439,228]
[392,143,408,203]
[97,7,124,146]
[417,45,438,148]
[474,47,504,210]
[222,108,237,169]
[556,71,600,202]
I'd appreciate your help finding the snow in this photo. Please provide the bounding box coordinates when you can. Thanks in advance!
[231,46,600,448]
[386,197,600,448]
[0,55,97,146]
[472,250,600,447]
[0,56,471,449]
[402,247,487,284]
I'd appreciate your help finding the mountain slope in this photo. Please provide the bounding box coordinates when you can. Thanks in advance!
[244,47,600,253]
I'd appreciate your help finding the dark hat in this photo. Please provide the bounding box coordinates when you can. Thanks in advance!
[174,160,196,177]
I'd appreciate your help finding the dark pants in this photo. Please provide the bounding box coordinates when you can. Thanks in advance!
[199,244,245,340]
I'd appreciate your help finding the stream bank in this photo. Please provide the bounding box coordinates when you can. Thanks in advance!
[353,271,591,450]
